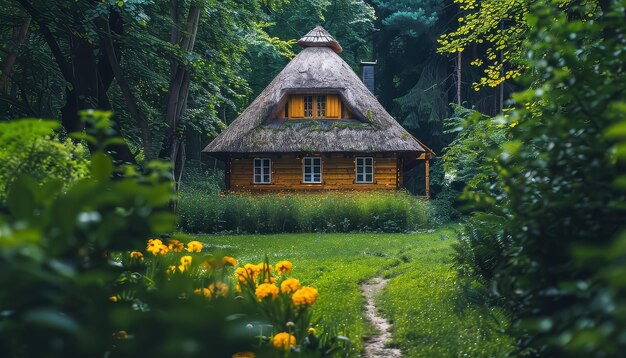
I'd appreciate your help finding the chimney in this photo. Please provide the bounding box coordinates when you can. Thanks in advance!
[359,61,377,94]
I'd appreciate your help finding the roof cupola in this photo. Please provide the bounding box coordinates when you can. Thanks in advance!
[297,26,343,54]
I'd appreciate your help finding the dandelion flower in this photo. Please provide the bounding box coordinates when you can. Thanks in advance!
[273,332,296,351]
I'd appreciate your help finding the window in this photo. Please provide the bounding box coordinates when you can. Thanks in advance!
[303,157,322,183]
[316,95,326,117]
[288,94,339,119]
[304,95,314,117]
[253,158,271,184]
[356,157,374,183]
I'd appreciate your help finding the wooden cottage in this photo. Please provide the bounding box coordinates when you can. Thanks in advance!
[203,26,433,194]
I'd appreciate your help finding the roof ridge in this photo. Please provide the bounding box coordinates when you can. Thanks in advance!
[298,26,343,53]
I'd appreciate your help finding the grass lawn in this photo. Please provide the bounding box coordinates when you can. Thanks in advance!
[185,226,512,357]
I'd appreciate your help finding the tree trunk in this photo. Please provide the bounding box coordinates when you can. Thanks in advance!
[100,18,153,160]
[456,51,462,105]
[0,15,31,91]
[165,4,200,190]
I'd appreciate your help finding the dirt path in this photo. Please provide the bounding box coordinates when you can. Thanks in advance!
[361,277,402,358]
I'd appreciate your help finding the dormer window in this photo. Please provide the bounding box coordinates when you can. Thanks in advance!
[304,95,314,117]
[281,94,350,120]
[316,95,326,117]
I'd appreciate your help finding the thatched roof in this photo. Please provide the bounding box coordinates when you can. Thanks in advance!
[203,27,429,157]
[297,26,343,53]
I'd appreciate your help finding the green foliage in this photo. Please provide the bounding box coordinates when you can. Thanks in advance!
[0,113,178,356]
[380,228,512,357]
[178,190,430,234]
[194,228,513,356]
[0,119,90,200]
[453,1,626,355]
[442,104,507,193]
[372,0,442,37]
[246,0,375,96]
[438,0,529,89]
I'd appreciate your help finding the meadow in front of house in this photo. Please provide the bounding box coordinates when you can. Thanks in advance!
[182,227,512,357]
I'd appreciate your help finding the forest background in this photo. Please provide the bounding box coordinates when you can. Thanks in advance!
[2,1,626,356]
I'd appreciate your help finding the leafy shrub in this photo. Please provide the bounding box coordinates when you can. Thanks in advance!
[0,119,90,200]
[451,2,626,356]
[178,190,431,234]
[0,113,350,357]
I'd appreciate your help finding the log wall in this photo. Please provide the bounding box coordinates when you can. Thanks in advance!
[227,153,399,191]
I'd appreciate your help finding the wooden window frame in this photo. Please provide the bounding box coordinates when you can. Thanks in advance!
[253,158,272,184]
[304,95,314,117]
[355,157,374,184]
[289,94,338,119]
[302,157,322,184]
[316,95,326,117]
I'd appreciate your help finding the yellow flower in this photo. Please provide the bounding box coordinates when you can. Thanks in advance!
[211,282,229,297]
[181,255,193,266]
[157,244,169,255]
[232,352,255,358]
[255,283,279,301]
[308,327,316,335]
[166,265,177,275]
[280,278,301,294]
[187,240,203,253]
[147,239,163,255]
[195,282,228,299]
[168,239,184,252]
[235,267,252,283]
[260,262,273,274]
[115,330,128,340]
[222,256,237,266]
[129,251,144,261]
[109,295,119,302]
[292,287,318,308]
[194,287,211,298]
[178,255,192,272]
[265,276,277,284]
[276,260,293,275]
[245,263,261,275]
[273,332,296,351]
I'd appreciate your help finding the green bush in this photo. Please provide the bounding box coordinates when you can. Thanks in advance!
[450,2,626,356]
[178,190,431,234]
[0,119,90,200]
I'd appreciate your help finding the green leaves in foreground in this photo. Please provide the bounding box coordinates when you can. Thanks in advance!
[0,111,176,356]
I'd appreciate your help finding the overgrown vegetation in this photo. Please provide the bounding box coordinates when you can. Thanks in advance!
[0,119,90,200]
[178,189,430,234]
[0,113,352,357]
[192,227,513,356]
[442,0,626,355]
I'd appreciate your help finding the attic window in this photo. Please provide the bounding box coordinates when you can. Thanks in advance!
[316,95,326,117]
[288,94,340,119]
[304,95,313,117]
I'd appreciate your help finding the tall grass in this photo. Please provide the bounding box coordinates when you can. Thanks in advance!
[178,189,430,234]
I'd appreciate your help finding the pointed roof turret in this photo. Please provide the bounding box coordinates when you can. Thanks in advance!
[297,26,343,53]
